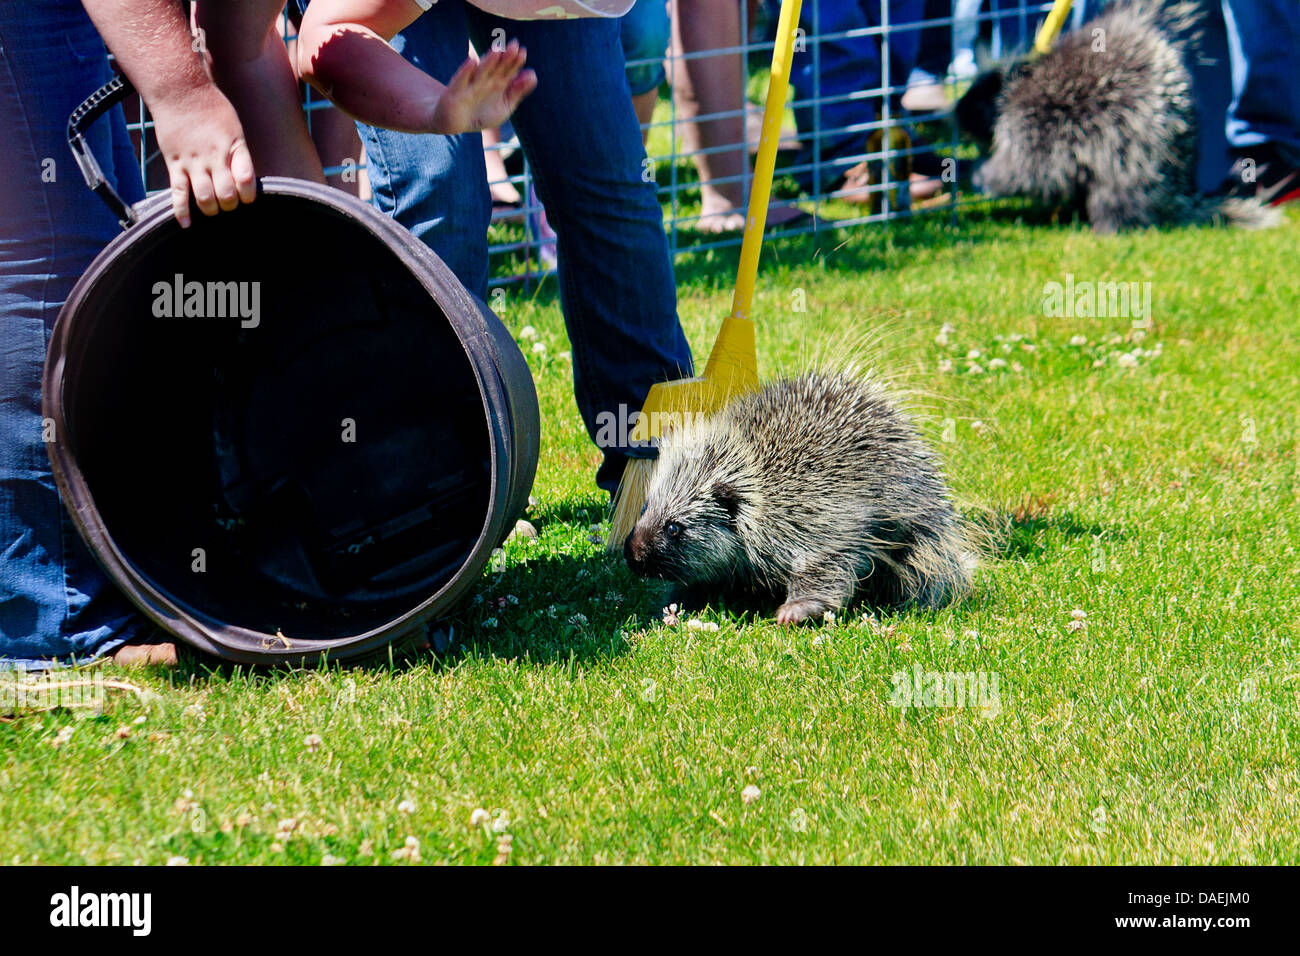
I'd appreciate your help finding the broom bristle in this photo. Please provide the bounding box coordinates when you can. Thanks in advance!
[606,457,655,553]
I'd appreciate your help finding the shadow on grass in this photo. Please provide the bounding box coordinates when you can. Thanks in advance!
[665,197,1063,292]
[982,508,1121,561]
[488,164,1052,308]
[436,549,658,667]
[165,507,1116,682]
[168,546,654,683]
[530,498,608,528]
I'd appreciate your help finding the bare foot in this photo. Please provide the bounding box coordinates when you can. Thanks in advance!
[830,166,942,207]
[485,131,522,220]
[910,173,943,203]
[490,180,521,207]
[900,82,950,114]
[744,105,800,153]
[112,642,179,667]
[690,194,807,234]
[831,161,873,204]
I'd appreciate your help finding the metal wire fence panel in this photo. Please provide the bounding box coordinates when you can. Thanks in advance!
[116,1,1082,291]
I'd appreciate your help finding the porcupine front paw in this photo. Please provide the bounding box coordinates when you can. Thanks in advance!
[776,596,834,625]
[778,566,856,624]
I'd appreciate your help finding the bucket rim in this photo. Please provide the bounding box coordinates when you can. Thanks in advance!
[42,177,521,665]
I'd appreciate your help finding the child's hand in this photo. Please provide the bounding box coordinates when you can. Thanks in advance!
[430,40,537,135]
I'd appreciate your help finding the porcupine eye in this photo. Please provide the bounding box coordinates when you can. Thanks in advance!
[664,521,684,540]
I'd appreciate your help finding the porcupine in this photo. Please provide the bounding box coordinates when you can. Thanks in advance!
[622,368,975,624]
[954,0,1280,233]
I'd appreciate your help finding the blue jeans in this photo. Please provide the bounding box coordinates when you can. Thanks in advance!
[1220,0,1300,159]
[1181,0,1300,189]
[792,0,925,186]
[0,2,147,667]
[987,0,1039,56]
[317,0,691,492]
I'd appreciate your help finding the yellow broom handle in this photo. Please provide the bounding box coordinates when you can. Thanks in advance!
[1033,0,1074,55]
[730,0,803,322]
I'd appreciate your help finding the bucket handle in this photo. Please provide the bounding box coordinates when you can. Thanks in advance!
[67,74,138,229]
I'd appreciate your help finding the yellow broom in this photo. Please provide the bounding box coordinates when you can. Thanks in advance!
[1033,0,1074,55]
[607,0,804,551]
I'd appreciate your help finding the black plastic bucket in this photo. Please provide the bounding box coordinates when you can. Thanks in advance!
[43,82,538,665]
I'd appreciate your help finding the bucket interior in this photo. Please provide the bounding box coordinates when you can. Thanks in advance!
[61,195,492,638]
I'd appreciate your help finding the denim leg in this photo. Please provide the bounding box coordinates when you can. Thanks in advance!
[321,0,493,298]
[877,0,925,90]
[795,0,882,169]
[0,2,146,666]
[793,2,923,190]
[1221,0,1300,158]
[467,12,690,493]
[1190,0,1235,192]
[914,0,954,80]
[990,0,1033,55]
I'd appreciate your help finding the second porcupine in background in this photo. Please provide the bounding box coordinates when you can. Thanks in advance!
[956,0,1280,233]
[622,368,976,625]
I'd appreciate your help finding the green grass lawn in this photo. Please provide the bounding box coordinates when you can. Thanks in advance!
[4,205,1299,865]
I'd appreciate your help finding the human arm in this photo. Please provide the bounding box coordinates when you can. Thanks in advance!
[80,0,257,227]
[296,0,536,134]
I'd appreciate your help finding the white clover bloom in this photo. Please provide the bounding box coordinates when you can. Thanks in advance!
[391,836,421,862]
[685,618,719,632]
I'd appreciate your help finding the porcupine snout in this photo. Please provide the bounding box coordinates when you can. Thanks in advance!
[623,525,659,578]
